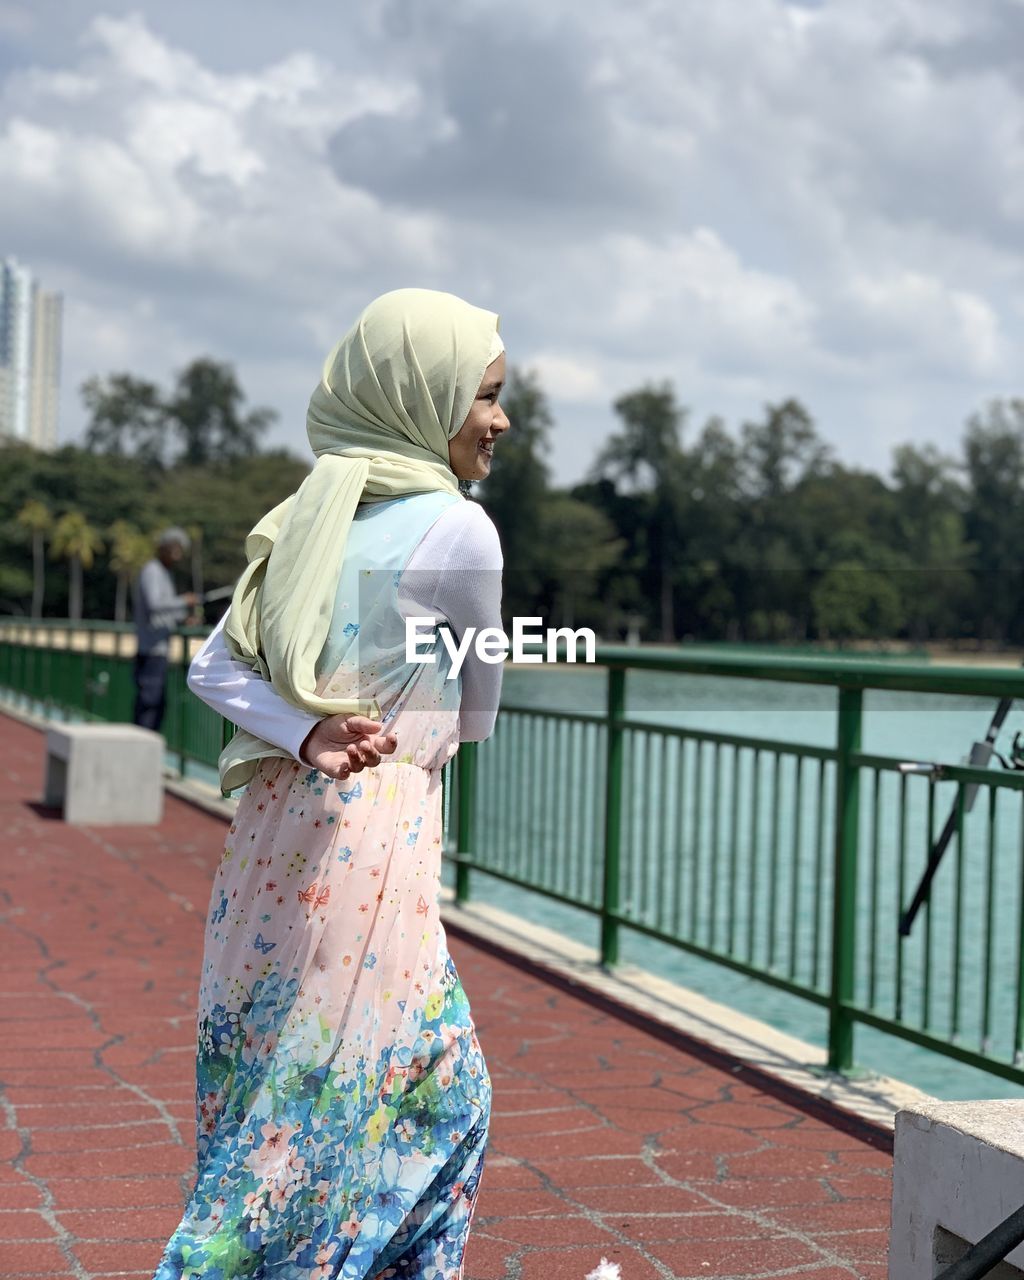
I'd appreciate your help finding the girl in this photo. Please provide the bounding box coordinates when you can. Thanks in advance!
[153,288,509,1280]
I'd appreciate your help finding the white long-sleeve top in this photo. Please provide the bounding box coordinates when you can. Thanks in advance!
[187,500,504,764]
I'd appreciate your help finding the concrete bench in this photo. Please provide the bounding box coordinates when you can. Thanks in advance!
[890,1098,1024,1278]
[44,723,164,825]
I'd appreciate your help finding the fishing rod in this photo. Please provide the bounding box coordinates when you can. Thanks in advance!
[899,668,1022,938]
[199,584,236,604]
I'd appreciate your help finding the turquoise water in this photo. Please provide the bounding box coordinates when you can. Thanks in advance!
[440,666,1024,1101]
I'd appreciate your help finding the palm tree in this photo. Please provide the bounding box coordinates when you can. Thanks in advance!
[108,520,151,622]
[51,511,104,621]
[187,523,204,601]
[15,499,52,620]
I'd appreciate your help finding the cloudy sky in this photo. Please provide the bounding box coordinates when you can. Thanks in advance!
[2,0,1022,482]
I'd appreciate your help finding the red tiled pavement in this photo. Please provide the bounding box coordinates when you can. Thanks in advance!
[0,714,893,1279]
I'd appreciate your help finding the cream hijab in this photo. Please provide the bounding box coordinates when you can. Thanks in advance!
[218,287,502,793]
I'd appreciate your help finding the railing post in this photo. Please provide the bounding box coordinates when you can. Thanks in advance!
[178,631,188,777]
[455,741,477,905]
[829,684,863,1072]
[84,626,95,718]
[601,666,626,969]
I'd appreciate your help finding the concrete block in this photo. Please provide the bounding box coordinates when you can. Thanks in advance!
[44,724,164,824]
[889,1098,1024,1278]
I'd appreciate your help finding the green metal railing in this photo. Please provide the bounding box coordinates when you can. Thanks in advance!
[5,621,1024,1085]
[0,619,231,777]
[452,645,1024,1084]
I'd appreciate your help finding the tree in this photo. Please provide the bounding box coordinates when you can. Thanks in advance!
[731,400,833,640]
[15,499,52,619]
[593,382,687,641]
[151,450,310,601]
[82,374,167,465]
[812,562,905,641]
[962,400,1024,642]
[740,398,830,500]
[51,512,103,621]
[594,383,684,488]
[890,444,971,641]
[168,359,276,466]
[537,497,625,629]
[107,521,152,622]
[477,367,552,618]
[81,359,278,469]
[676,417,743,640]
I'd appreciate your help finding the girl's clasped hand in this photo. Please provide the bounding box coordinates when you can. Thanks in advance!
[299,713,399,779]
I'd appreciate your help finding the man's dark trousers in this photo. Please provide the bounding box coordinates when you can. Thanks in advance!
[133,651,169,731]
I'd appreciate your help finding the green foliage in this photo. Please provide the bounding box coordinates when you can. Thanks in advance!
[0,443,309,622]
[0,354,307,621]
[963,400,1024,641]
[82,374,165,463]
[169,359,277,467]
[812,562,906,642]
[534,496,626,629]
[592,382,687,640]
[82,359,277,469]
[5,357,1024,644]
[50,510,104,620]
[475,368,552,617]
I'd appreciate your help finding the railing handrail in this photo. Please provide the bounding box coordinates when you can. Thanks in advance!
[6,619,1024,1089]
[0,619,212,638]
[530,640,1024,697]
[7,620,1024,699]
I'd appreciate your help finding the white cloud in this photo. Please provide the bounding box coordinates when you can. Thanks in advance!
[0,1,1022,483]
[600,230,817,369]
[844,271,1004,377]
[527,354,606,405]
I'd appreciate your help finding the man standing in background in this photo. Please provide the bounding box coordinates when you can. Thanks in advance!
[133,528,199,731]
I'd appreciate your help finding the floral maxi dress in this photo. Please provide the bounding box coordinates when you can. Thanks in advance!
[154,493,492,1280]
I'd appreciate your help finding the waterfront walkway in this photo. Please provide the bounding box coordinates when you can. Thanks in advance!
[0,714,892,1280]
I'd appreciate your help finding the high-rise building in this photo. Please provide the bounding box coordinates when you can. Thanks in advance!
[0,257,63,450]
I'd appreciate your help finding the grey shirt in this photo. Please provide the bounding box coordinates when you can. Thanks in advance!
[134,558,189,656]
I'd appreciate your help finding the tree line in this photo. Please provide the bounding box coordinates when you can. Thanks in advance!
[480,375,1024,646]
[0,360,307,622]
[2,355,1023,645]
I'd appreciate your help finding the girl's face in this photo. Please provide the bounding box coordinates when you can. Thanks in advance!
[448,352,509,481]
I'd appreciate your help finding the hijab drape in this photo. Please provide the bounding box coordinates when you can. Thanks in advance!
[218,288,500,793]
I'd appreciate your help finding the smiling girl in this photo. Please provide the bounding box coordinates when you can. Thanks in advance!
[153,289,509,1280]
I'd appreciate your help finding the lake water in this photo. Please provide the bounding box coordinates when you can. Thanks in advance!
[439,664,1024,1102]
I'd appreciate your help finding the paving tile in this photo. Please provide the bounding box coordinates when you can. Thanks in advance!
[767,1201,891,1233]
[808,1228,891,1263]
[483,1214,618,1246]
[471,1188,571,1217]
[0,714,894,1280]
[55,1206,184,1240]
[0,1182,46,1210]
[571,1183,711,1214]
[44,1176,187,1211]
[74,1240,166,1270]
[534,1156,667,1189]
[29,1121,175,1154]
[709,1176,838,1209]
[459,1230,514,1278]
[649,1234,825,1275]
[519,1245,665,1279]
[0,1241,72,1274]
[0,1209,58,1241]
